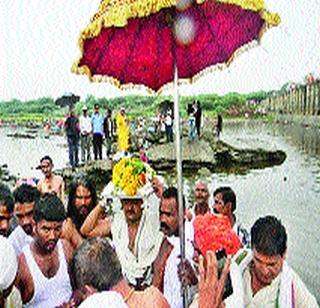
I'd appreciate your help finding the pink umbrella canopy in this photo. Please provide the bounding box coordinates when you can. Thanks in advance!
[72,0,280,92]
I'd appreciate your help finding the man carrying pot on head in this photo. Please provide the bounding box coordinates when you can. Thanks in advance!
[80,158,163,290]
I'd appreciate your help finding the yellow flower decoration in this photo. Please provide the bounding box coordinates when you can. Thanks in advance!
[112,158,154,196]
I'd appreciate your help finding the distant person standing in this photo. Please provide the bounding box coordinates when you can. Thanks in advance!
[195,101,202,138]
[165,110,173,143]
[91,104,104,160]
[187,103,196,142]
[43,120,51,139]
[103,108,114,159]
[116,107,129,153]
[215,113,223,138]
[64,108,80,169]
[37,156,66,205]
[79,106,92,164]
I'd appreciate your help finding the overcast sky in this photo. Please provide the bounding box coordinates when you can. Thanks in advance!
[1,0,320,101]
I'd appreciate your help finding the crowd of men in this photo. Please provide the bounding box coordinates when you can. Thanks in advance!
[0,158,319,307]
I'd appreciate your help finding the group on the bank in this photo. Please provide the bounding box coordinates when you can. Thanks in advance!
[64,104,130,169]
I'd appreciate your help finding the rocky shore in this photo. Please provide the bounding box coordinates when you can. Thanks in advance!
[57,130,286,192]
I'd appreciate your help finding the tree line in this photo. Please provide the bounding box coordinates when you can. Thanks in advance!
[0,91,271,122]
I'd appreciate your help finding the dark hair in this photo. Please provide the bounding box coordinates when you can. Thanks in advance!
[251,216,287,257]
[34,193,66,223]
[13,184,40,205]
[0,182,14,213]
[40,155,53,164]
[162,186,185,211]
[187,104,194,115]
[213,186,236,212]
[67,174,97,230]
[94,104,100,109]
[72,237,123,291]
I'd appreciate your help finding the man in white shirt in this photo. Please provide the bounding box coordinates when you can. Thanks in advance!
[79,106,92,164]
[81,191,164,290]
[0,236,22,308]
[9,184,39,256]
[152,187,195,308]
[237,216,318,308]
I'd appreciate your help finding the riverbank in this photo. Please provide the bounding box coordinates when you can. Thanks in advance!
[274,114,320,128]
[56,128,286,192]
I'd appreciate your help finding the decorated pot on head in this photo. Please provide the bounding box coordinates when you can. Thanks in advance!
[111,157,155,202]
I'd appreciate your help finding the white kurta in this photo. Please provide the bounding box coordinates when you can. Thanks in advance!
[163,221,195,308]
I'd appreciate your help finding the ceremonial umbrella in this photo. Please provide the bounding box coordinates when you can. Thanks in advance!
[72,0,279,303]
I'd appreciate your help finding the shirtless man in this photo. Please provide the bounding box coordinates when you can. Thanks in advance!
[37,156,65,205]
[15,193,73,307]
[62,174,98,249]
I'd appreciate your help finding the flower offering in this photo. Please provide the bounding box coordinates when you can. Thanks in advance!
[194,213,241,256]
[112,157,154,197]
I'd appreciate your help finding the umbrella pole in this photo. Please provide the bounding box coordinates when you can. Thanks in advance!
[173,64,188,308]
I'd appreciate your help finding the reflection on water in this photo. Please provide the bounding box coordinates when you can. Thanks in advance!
[0,127,68,179]
[0,121,320,302]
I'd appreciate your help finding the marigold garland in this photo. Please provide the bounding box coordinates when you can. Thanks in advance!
[112,157,154,196]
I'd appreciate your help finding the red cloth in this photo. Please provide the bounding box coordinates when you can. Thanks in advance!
[194,213,241,256]
[78,2,264,91]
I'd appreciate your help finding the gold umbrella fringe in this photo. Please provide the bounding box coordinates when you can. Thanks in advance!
[79,0,280,40]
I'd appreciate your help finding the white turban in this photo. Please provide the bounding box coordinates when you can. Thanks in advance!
[104,181,154,201]
[0,236,18,291]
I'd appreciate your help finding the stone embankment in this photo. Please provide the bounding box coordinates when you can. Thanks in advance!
[259,80,320,127]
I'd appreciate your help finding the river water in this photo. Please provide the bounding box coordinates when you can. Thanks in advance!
[0,121,319,302]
